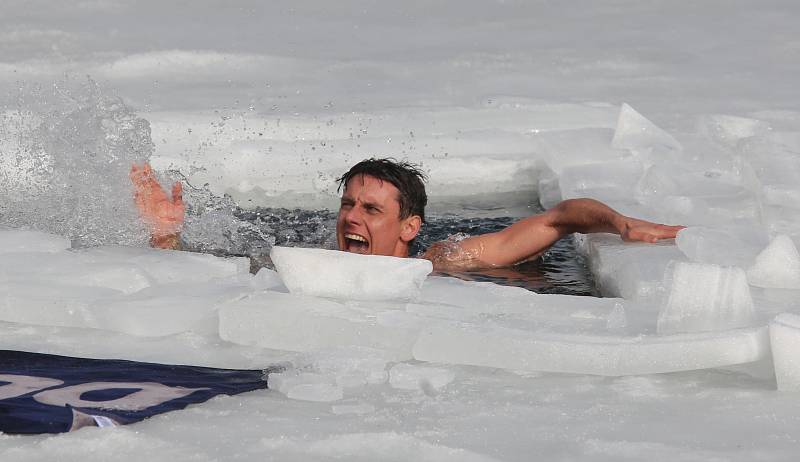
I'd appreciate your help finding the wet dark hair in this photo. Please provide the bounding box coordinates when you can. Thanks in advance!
[337,158,428,222]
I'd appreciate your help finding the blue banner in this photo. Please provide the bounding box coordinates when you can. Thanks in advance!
[0,350,274,434]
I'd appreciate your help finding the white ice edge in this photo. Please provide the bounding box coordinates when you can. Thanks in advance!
[414,325,770,376]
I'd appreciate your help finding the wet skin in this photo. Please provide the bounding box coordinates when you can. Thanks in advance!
[336,174,421,258]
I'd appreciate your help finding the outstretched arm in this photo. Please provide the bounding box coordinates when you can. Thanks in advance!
[130,163,185,249]
[424,198,683,270]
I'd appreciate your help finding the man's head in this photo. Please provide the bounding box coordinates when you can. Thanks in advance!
[336,158,427,257]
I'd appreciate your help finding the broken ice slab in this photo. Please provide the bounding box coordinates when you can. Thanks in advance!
[695,113,771,148]
[557,159,644,204]
[270,246,432,301]
[642,191,762,227]
[218,291,420,361]
[0,275,253,336]
[0,245,250,293]
[611,103,682,157]
[769,313,800,391]
[747,235,800,289]
[0,229,70,254]
[87,279,254,337]
[78,245,251,285]
[416,276,629,323]
[530,127,630,175]
[413,322,769,376]
[268,371,344,402]
[675,226,767,268]
[0,251,152,295]
[0,281,115,329]
[577,233,684,300]
[658,262,755,335]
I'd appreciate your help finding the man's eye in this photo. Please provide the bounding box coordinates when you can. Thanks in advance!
[365,206,380,214]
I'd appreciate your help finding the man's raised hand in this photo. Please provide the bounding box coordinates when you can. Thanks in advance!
[130,163,185,248]
[620,217,684,244]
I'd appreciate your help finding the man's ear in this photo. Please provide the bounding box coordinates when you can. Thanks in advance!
[400,215,422,243]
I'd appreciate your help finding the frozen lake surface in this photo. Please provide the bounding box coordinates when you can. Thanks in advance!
[2,0,800,460]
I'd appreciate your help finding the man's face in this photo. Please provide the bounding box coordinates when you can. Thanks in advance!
[336,174,420,257]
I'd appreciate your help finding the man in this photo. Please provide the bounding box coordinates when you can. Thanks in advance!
[130,159,683,271]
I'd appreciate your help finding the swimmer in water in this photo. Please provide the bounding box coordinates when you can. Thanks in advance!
[130,158,684,271]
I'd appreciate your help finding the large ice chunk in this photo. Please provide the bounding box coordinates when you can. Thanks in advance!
[769,313,800,391]
[641,190,762,227]
[413,322,768,376]
[270,246,432,301]
[87,279,253,337]
[0,281,117,328]
[0,251,152,295]
[675,226,767,268]
[557,160,644,204]
[611,103,681,157]
[531,128,629,175]
[79,245,250,285]
[658,262,755,334]
[578,233,684,300]
[218,291,420,360]
[268,371,344,402]
[696,114,770,148]
[747,235,800,289]
[0,229,70,254]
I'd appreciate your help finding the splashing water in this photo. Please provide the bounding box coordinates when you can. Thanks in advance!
[0,78,594,295]
[0,78,152,246]
[0,77,320,255]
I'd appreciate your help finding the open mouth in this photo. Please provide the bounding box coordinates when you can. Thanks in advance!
[344,233,370,254]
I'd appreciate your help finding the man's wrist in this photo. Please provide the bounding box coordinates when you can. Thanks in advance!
[613,215,629,237]
[150,233,181,249]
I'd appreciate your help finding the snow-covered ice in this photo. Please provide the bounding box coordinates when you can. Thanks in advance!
[4,0,800,460]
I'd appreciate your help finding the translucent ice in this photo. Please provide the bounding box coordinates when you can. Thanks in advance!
[557,160,644,204]
[531,128,629,175]
[87,279,253,337]
[611,103,682,158]
[218,291,420,360]
[269,371,344,402]
[769,313,800,391]
[675,226,768,268]
[696,114,771,148]
[78,245,250,285]
[642,190,762,227]
[658,262,755,334]
[413,322,768,376]
[0,281,115,328]
[270,246,432,301]
[302,346,392,388]
[747,235,800,289]
[579,233,685,301]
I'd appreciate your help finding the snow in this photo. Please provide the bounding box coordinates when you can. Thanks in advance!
[3,0,800,460]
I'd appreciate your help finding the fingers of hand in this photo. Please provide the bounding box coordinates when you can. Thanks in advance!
[171,181,184,207]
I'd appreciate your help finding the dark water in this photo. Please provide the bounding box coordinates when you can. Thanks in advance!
[207,206,598,297]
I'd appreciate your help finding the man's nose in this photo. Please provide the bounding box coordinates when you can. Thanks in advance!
[343,205,363,224]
